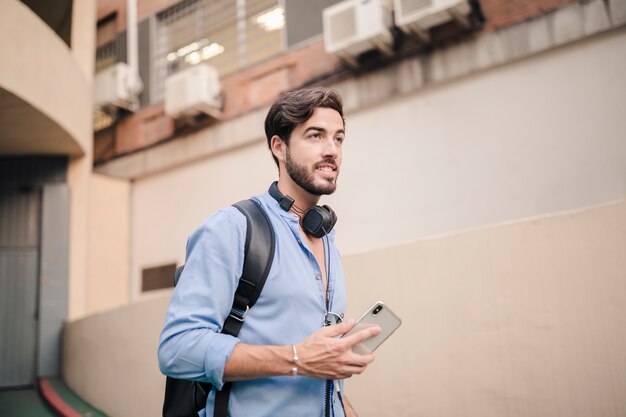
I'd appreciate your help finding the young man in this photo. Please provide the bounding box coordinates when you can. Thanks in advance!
[158,87,379,417]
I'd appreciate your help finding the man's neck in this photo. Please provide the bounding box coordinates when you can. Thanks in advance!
[276,178,320,211]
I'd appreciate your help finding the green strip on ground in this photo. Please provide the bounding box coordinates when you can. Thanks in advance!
[46,378,108,417]
[0,388,57,417]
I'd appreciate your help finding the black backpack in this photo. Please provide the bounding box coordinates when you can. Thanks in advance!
[162,199,275,417]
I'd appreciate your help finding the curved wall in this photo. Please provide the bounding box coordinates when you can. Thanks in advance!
[0,0,91,156]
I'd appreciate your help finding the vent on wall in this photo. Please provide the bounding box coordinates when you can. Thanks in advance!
[323,0,393,63]
[394,0,472,41]
[142,263,177,292]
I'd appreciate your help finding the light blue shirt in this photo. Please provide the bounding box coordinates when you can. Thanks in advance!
[158,191,347,417]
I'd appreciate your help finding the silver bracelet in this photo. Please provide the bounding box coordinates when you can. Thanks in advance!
[291,344,299,377]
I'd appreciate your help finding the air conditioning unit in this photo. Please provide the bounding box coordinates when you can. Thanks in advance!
[94,62,135,110]
[164,64,222,120]
[394,0,471,39]
[323,0,393,60]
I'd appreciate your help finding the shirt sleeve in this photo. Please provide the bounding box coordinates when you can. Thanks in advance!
[158,207,246,390]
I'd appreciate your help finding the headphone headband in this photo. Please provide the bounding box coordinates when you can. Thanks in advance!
[268,182,294,212]
[267,182,337,238]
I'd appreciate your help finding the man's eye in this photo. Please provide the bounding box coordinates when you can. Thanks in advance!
[335,136,344,144]
[310,133,322,139]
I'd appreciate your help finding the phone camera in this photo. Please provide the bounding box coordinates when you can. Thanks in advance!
[373,305,383,315]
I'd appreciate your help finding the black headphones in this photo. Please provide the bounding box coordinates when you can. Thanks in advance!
[268,182,337,238]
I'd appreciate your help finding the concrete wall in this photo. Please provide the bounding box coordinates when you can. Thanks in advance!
[0,0,92,156]
[63,295,168,417]
[63,198,626,417]
[86,174,131,315]
[345,198,626,417]
[129,27,626,299]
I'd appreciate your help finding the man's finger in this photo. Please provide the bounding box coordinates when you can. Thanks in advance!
[341,325,381,347]
[323,319,356,336]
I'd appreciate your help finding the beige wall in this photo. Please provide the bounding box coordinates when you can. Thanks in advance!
[0,0,92,156]
[343,198,626,417]
[65,0,98,320]
[63,295,168,417]
[129,141,277,301]
[63,198,626,417]
[86,174,131,315]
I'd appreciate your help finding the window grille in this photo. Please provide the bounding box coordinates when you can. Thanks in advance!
[152,0,285,104]
[96,13,119,73]
[96,41,117,73]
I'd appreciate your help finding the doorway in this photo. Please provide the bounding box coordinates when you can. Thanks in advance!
[0,185,41,388]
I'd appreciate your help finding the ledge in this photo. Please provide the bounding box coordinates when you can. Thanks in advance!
[39,377,108,417]
[0,0,91,156]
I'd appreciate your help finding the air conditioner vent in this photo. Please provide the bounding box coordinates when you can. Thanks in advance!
[401,0,434,15]
[394,0,471,40]
[323,0,393,60]
[328,7,357,45]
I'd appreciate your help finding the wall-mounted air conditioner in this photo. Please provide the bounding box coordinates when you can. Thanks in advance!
[94,62,135,110]
[323,0,393,61]
[164,64,222,120]
[394,0,471,41]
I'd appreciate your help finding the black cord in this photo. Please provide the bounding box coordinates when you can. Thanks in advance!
[337,389,346,413]
[321,230,345,417]
[325,379,332,417]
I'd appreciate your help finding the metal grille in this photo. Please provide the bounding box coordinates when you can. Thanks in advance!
[96,41,117,73]
[400,0,434,15]
[152,0,285,103]
[328,7,357,45]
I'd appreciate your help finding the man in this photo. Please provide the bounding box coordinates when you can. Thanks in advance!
[158,87,379,417]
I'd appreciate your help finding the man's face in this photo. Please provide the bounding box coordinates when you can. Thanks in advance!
[284,107,345,196]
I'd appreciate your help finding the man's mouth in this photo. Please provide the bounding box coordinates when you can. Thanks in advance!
[315,162,337,172]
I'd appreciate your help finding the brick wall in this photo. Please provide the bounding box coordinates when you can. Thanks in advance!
[479,0,577,31]
[94,0,582,162]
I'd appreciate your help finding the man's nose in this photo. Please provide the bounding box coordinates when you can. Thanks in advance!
[322,137,339,158]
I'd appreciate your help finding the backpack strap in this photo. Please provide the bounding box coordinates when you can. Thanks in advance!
[221,199,275,337]
[214,199,275,417]
[163,199,275,417]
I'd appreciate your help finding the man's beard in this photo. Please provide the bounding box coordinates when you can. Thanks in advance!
[285,148,337,196]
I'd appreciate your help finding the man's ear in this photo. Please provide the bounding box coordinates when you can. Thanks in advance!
[270,135,287,163]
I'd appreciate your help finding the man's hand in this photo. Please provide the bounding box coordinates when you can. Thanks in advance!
[296,319,380,380]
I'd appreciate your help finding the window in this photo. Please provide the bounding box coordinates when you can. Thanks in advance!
[152,0,286,103]
[96,13,119,73]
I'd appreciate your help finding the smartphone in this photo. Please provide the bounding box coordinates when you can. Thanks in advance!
[342,301,402,354]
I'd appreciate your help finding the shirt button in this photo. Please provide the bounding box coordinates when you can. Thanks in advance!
[315,274,321,280]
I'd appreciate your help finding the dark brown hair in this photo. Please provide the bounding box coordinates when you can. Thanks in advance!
[265,87,344,166]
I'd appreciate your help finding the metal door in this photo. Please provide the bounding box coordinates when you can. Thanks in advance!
[0,185,40,388]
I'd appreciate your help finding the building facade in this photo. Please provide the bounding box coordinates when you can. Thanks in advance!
[2,0,624,416]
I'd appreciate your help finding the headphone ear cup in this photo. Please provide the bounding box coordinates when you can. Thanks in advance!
[301,205,338,238]
[322,205,337,232]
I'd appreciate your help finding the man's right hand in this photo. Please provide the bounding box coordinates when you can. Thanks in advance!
[295,319,380,380]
